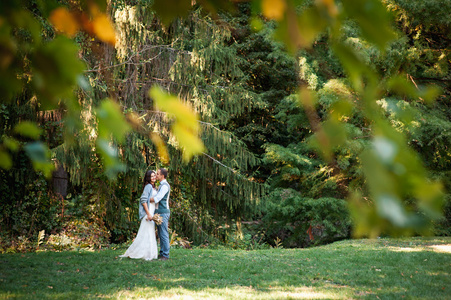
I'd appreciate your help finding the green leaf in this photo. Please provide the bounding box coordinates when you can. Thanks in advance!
[0,22,23,103]
[14,121,42,139]
[77,75,91,92]
[341,0,396,50]
[152,0,234,27]
[376,194,409,227]
[415,181,445,219]
[35,0,60,18]
[273,12,301,54]
[372,136,398,164]
[332,42,375,90]
[0,73,23,104]
[273,4,329,54]
[152,0,192,27]
[96,99,131,143]
[3,136,20,151]
[329,99,354,121]
[96,138,126,180]
[250,17,264,32]
[419,85,442,104]
[24,141,54,177]
[323,119,348,147]
[297,6,328,47]
[12,9,42,45]
[358,120,445,236]
[24,141,49,162]
[387,75,418,98]
[387,75,442,104]
[196,0,234,15]
[0,150,12,169]
[32,36,86,109]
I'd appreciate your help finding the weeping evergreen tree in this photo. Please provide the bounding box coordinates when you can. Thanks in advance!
[51,1,267,243]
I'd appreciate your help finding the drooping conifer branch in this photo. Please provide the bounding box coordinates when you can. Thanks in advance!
[57,4,269,240]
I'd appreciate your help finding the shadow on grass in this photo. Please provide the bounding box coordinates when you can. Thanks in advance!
[1,238,450,299]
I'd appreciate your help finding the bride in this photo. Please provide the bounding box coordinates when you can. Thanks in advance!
[120,170,158,261]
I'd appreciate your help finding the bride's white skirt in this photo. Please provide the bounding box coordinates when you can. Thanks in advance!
[120,217,158,261]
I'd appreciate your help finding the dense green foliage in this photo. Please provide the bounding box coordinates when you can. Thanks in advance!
[0,0,450,250]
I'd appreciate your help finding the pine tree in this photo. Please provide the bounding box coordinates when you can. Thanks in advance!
[57,2,268,242]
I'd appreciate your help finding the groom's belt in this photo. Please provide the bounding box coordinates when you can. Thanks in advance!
[155,208,170,214]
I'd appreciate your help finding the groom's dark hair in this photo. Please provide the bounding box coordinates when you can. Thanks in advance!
[159,168,168,179]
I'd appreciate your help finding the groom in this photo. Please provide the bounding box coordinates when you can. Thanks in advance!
[150,168,171,260]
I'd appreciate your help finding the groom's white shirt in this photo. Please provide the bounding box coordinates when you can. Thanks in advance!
[154,179,169,209]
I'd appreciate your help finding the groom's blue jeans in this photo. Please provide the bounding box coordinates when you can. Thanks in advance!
[157,213,170,258]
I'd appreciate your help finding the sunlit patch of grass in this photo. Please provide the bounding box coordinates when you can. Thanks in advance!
[387,246,424,252]
[1,237,450,299]
[429,244,451,253]
[387,244,451,253]
[106,286,340,299]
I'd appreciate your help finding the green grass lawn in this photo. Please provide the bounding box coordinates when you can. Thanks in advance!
[1,237,450,299]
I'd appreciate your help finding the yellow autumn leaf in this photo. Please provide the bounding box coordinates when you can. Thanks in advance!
[149,86,205,162]
[125,111,142,130]
[165,100,199,131]
[150,133,169,164]
[92,14,116,45]
[262,0,287,21]
[150,86,199,131]
[49,7,79,37]
[172,122,205,162]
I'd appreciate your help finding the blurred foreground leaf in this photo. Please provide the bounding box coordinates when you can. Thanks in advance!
[14,121,42,139]
[92,14,117,45]
[0,150,13,169]
[341,0,396,50]
[150,86,205,162]
[96,99,131,143]
[49,7,79,37]
[95,99,131,179]
[150,133,169,164]
[261,0,286,21]
[96,138,126,180]
[152,0,192,27]
[32,36,86,109]
[24,141,54,177]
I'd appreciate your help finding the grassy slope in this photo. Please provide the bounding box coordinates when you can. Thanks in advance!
[0,237,450,299]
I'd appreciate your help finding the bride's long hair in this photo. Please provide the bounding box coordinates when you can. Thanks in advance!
[142,170,156,192]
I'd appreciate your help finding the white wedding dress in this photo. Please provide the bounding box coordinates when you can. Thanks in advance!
[120,192,158,261]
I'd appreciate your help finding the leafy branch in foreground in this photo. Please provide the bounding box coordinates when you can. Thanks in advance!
[0,0,205,180]
[151,0,446,236]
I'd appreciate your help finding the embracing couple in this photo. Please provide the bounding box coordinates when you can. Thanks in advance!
[120,168,171,261]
